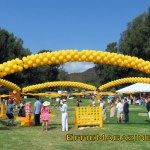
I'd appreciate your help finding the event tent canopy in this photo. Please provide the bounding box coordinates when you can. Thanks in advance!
[116,83,150,93]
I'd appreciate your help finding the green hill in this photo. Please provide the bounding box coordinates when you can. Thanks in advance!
[68,67,99,86]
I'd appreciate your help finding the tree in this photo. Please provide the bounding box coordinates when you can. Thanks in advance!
[95,7,150,89]
[0,28,31,63]
[119,8,150,60]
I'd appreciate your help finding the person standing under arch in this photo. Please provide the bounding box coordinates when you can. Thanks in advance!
[34,98,41,126]
[110,100,115,118]
[41,101,50,131]
[116,100,123,123]
[60,99,68,131]
[123,98,129,123]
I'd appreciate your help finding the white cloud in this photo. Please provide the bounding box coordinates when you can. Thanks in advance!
[64,62,95,74]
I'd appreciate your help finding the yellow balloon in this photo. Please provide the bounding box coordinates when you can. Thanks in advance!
[59,55,64,61]
[110,58,115,63]
[13,64,18,70]
[88,55,94,61]
[28,60,32,66]
[43,58,48,63]
[10,69,15,73]
[5,67,10,73]
[103,57,108,62]
[18,66,23,72]
[36,59,40,64]
[33,63,38,67]
[24,64,29,69]
[66,55,71,60]
[0,65,4,71]
[51,57,56,62]
[74,54,79,60]
[22,57,28,63]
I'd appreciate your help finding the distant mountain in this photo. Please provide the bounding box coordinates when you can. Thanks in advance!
[68,67,99,86]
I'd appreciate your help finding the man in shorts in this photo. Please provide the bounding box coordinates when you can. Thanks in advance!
[6,99,16,126]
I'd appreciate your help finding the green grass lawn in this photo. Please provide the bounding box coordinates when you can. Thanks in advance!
[0,98,150,150]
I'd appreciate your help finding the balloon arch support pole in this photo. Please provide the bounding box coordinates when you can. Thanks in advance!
[0,95,6,118]
[0,104,7,118]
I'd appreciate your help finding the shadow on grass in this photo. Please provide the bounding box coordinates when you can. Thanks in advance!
[104,122,150,125]
[51,123,74,125]
[68,127,72,130]
[0,119,7,126]
[48,126,72,130]
[0,127,10,130]
[0,120,11,130]
[48,126,57,130]
[49,124,73,130]
[130,111,148,113]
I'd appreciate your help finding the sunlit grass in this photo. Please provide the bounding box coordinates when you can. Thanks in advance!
[0,98,149,150]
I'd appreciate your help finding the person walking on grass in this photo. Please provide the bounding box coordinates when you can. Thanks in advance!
[146,96,150,121]
[41,101,50,131]
[60,99,68,131]
[6,99,17,126]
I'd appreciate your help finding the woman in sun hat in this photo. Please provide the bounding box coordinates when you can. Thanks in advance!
[41,101,50,131]
[60,99,68,131]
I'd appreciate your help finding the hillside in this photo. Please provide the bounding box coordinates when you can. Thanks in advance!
[68,67,99,86]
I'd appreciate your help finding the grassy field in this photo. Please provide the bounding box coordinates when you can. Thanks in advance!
[0,98,150,150]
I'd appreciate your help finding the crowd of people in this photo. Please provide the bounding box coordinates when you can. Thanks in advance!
[4,97,68,132]
[89,95,150,123]
[2,94,150,130]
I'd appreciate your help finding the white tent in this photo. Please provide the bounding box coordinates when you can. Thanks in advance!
[116,83,150,93]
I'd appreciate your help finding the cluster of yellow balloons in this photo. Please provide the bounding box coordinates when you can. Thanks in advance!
[22,50,150,74]
[24,92,60,97]
[2,76,150,93]
[22,50,79,69]
[22,81,96,93]
[99,77,150,91]
[1,50,150,78]
[0,58,23,78]
[0,79,21,91]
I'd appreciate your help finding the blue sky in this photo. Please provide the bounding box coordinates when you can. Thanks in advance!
[0,0,150,73]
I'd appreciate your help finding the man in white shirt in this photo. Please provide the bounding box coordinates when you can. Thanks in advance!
[60,99,68,131]
[116,100,123,123]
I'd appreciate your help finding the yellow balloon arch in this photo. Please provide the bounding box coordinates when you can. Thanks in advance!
[22,81,96,93]
[0,50,150,78]
[99,77,150,91]
[0,79,21,91]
